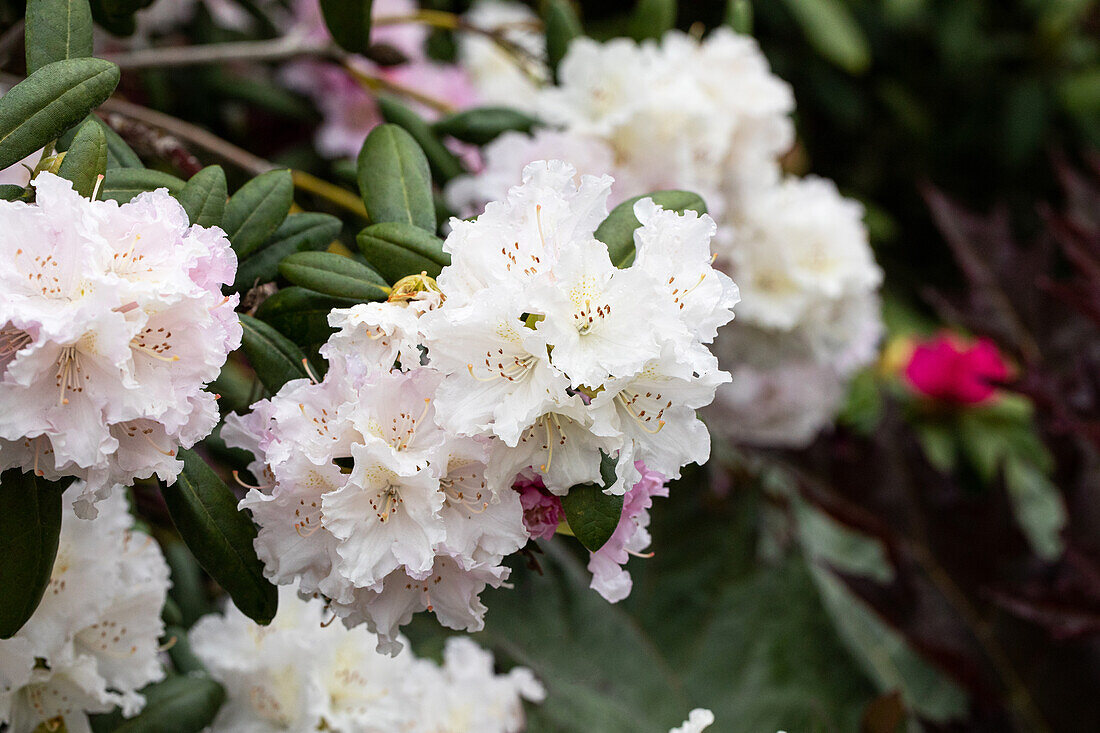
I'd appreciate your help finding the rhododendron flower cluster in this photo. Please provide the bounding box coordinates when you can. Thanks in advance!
[445,21,885,447]
[0,487,170,732]
[0,173,240,517]
[190,585,544,732]
[225,161,735,647]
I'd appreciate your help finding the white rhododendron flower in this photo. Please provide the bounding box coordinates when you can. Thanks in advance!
[191,586,544,733]
[0,173,240,517]
[670,708,716,733]
[709,178,884,446]
[227,160,733,642]
[444,27,884,447]
[0,487,170,732]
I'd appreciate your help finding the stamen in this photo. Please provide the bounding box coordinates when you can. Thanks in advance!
[233,470,275,491]
[91,174,105,201]
[302,358,320,384]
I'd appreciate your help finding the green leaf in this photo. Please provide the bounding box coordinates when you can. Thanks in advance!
[0,469,69,639]
[223,169,294,258]
[779,0,871,75]
[59,114,142,169]
[319,0,373,55]
[279,251,390,302]
[163,450,278,625]
[56,117,106,197]
[99,167,185,203]
[356,221,449,282]
[255,286,359,354]
[178,165,227,228]
[432,107,542,146]
[25,0,94,73]
[110,674,225,733]
[1003,457,1067,561]
[560,453,622,552]
[543,0,583,81]
[234,212,342,291]
[594,190,707,268]
[627,0,677,41]
[376,96,465,185]
[162,539,209,628]
[0,58,120,171]
[725,0,753,34]
[239,313,312,394]
[357,123,436,232]
[0,184,25,200]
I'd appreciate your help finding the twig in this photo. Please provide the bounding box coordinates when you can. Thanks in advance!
[102,34,334,69]
[340,62,455,114]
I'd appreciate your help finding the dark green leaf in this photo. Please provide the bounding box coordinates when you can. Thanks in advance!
[111,674,225,733]
[0,58,120,171]
[56,117,106,197]
[544,0,583,81]
[162,539,209,628]
[560,453,622,552]
[239,313,312,394]
[223,169,294,258]
[25,0,94,73]
[0,469,69,639]
[779,0,871,74]
[255,286,358,354]
[433,107,542,146]
[59,114,142,169]
[594,190,707,268]
[627,0,677,41]
[279,251,390,302]
[319,0,373,55]
[725,0,753,34]
[178,165,227,228]
[234,212,342,291]
[357,123,435,232]
[99,167,185,203]
[0,184,26,200]
[356,221,449,282]
[376,96,465,184]
[88,0,154,38]
[163,450,278,625]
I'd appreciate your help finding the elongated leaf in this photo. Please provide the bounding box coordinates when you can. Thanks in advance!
[99,167,184,203]
[162,539,209,628]
[432,107,542,146]
[627,0,677,41]
[255,286,359,354]
[0,184,25,200]
[279,252,390,302]
[356,221,448,282]
[319,0,373,55]
[376,96,465,184]
[726,0,753,34]
[178,165,227,228]
[163,450,278,625]
[239,313,312,394]
[111,674,225,733]
[88,0,155,37]
[25,0,94,73]
[234,212,342,291]
[560,453,622,552]
[594,190,707,268]
[779,0,871,75]
[59,114,142,169]
[56,117,106,197]
[357,124,435,232]
[544,0,583,81]
[0,58,120,171]
[164,625,206,675]
[0,469,69,639]
[223,169,294,258]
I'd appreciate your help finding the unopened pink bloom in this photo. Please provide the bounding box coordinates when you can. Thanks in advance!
[587,461,668,603]
[904,334,1009,405]
[516,475,563,541]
